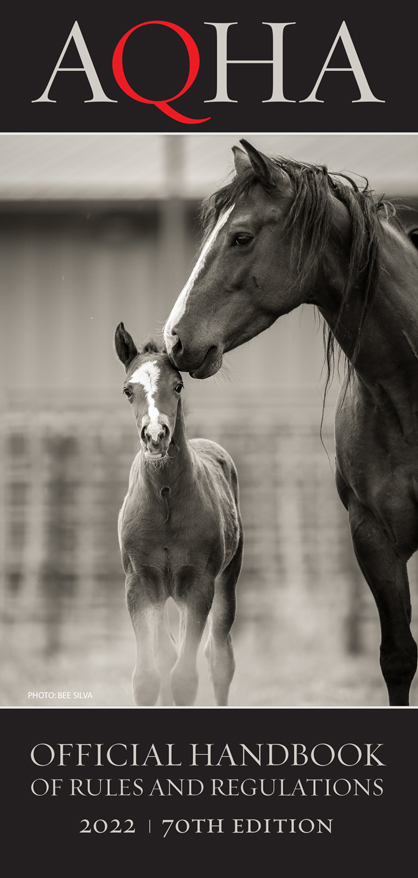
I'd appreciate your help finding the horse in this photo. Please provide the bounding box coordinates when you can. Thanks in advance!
[114,323,243,706]
[163,139,418,707]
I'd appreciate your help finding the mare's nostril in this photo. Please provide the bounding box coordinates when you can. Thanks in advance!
[140,425,148,443]
[171,331,183,356]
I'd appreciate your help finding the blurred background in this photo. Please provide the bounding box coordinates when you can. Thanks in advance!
[1,133,418,707]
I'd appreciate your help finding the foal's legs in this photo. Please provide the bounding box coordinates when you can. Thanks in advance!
[205,540,243,705]
[170,573,215,705]
[126,573,163,706]
[156,605,178,706]
[348,501,417,705]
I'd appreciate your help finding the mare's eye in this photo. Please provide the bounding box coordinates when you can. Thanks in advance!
[123,387,133,400]
[233,233,252,246]
[175,383,183,394]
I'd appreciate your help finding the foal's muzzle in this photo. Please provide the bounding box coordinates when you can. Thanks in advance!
[140,422,170,461]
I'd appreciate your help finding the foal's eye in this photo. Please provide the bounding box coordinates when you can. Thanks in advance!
[175,383,183,394]
[123,387,133,400]
[233,233,253,247]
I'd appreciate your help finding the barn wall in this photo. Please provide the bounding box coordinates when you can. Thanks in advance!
[0,201,327,403]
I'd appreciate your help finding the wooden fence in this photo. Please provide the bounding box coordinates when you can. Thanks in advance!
[1,392,396,651]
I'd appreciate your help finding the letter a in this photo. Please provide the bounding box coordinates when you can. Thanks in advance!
[301,21,384,103]
[32,21,116,103]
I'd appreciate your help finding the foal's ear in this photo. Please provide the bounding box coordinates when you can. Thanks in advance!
[233,139,277,188]
[114,322,138,370]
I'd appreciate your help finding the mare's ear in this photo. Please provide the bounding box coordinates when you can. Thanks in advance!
[115,322,138,370]
[232,144,253,176]
[233,139,288,191]
[232,139,275,187]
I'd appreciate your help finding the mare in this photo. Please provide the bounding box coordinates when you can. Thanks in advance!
[164,139,418,706]
[115,323,243,706]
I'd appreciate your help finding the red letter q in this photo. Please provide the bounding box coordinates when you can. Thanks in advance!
[112,21,210,123]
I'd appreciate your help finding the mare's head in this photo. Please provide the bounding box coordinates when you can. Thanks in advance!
[164,139,299,377]
[163,139,382,379]
[115,323,184,462]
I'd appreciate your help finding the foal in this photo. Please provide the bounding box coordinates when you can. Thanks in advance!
[115,323,243,706]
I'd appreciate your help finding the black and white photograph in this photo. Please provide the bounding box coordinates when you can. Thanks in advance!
[2,3,417,872]
[1,132,418,709]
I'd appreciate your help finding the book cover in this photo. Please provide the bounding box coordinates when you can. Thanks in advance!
[2,1,416,871]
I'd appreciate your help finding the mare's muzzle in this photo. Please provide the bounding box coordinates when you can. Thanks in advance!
[168,333,223,379]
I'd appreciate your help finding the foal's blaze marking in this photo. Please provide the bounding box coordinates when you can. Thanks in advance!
[129,360,162,441]
[165,205,235,355]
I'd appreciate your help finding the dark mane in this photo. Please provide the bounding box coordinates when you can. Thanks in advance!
[200,156,404,392]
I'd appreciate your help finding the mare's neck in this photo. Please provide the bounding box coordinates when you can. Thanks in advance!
[316,221,418,394]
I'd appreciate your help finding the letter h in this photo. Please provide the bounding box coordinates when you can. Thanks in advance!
[204,22,295,103]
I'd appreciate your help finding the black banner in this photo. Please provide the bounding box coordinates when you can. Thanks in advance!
[1,1,416,133]
[6,707,416,870]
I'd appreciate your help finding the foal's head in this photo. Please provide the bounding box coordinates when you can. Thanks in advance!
[115,323,184,462]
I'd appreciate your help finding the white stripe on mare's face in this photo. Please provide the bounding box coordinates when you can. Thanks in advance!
[129,360,162,440]
[164,204,235,353]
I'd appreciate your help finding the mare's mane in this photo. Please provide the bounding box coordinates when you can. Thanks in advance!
[200,156,405,391]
